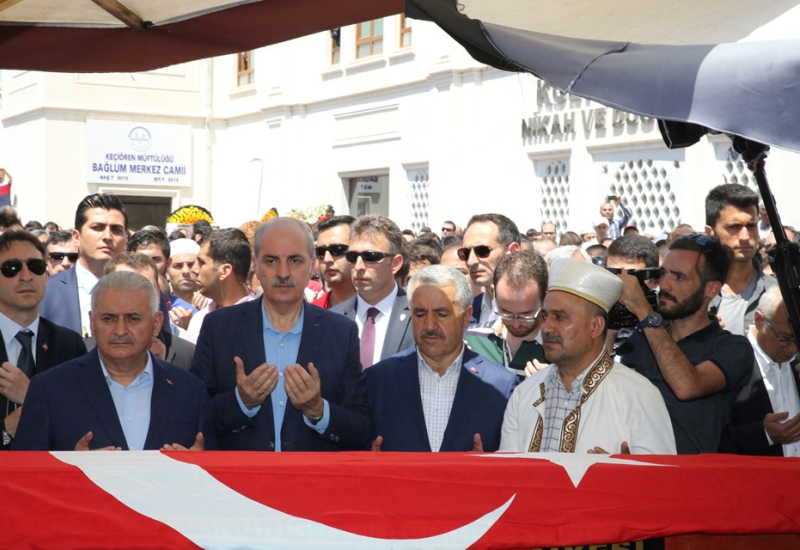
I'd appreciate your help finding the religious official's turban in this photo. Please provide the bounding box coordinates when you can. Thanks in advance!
[169,238,200,258]
[548,258,623,312]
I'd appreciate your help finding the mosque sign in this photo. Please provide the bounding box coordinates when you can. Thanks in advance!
[86,120,192,186]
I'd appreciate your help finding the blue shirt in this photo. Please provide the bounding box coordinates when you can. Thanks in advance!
[235,302,330,451]
[100,353,154,451]
[170,295,199,315]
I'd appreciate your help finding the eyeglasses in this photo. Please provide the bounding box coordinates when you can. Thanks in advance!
[314,244,348,260]
[497,306,541,323]
[345,250,394,264]
[763,317,796,345]
[441,227,455,233]
[683,233,720,247]
[1,259,48,278]
[457,246,493,262]
[48,252,79,263]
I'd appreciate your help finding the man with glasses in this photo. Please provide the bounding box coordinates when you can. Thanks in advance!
[190,217,371,451]
[705,183,777,336]
[367,265,517,452]
[0,231,87,449]
[720,286,800,456]
[44,230,79,275]
[465,251,547,379]
[461,213,521,328]
[331,215,414,369]
[311,215,356,309]
[540,222,558,242]
[618,233,754,454]
[440,220,456,240]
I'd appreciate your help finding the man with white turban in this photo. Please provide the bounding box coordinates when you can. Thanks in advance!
[499,258,676,454]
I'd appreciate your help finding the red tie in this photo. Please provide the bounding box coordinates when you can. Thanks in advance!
[360,307,380,370]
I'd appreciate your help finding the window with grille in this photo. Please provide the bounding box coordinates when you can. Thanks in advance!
[607,159,681,233]
[356,19,384,58]
[236,51,254,87]
[408,168,430,233]
[539,160,570,236]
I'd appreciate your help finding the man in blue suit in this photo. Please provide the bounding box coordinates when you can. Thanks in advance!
[40,193,129,336]
[191,217,371,451]
[368,265,518,452]
[15,271,215,451]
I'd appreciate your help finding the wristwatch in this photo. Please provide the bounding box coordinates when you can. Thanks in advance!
[306,413,324,426]
[637,311,663,332]
[2,418,12,446]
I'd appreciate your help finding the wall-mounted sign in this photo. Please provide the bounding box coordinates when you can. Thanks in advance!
[87,120,192,186]
[355,176,383,194]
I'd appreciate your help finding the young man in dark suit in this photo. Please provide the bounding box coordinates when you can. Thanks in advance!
[0,231,87,448]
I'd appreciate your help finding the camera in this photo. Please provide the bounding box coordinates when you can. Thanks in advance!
[605,267,661,330]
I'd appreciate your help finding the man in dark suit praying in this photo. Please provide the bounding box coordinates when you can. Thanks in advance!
[191,217,372,451]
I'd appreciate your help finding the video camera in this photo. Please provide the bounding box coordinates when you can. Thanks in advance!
[605,267,661,330]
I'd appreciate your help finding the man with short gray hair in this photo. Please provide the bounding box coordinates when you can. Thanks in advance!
[367,265,518,452]
[15,271,215,451]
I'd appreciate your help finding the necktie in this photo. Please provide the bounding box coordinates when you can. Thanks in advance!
[15,330,35,378]
[360,307,380,370]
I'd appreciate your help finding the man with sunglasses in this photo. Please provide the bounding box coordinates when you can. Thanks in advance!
[705,183,777,336]
[40,193,129,337]
[720,286,800,456]
[330,215,414,369]
[44,230,79,275]
[310,215,356,309]
[0,231,87,449]
[461,213,521,328]
[465,251,547,379]
[618,234,754,454]
[191,217,371,451]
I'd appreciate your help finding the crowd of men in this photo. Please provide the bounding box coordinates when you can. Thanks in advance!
[1,182,797,458]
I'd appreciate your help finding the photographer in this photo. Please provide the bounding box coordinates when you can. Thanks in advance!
[617,234,753,454]
[603,235,661,354]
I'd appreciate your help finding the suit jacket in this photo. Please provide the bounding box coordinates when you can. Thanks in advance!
[13,348,216,451]
[40,268,82,334]
[1,317,87,449]
[366,347,518,452]
[330,287,415,362]
[719,359,800,456]
[190,299,372,451]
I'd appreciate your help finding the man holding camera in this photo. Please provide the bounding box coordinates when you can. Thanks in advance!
[618,234,753,454]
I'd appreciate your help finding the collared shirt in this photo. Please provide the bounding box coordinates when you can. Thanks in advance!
[185,292,257,344]
[100,353,154,451]
[75,261,99,337]
[541,363,590,452]
[607,202,633,239]
[477,291,498,327]
[355,283,399,366]
[748,329,800,457]
[417,347,464,452]
[0,310,40,369]
[235,301,330,450]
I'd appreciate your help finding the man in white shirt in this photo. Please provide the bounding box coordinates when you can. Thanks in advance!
[500,258,676,454]
[330,215,414,368]
[720,286,800,456]
[40,193,128,336]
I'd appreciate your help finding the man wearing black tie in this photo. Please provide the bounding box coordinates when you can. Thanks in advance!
[0,231,86,448]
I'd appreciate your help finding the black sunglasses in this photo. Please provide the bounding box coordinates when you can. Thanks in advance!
[315,244,348,260]
[457,245,493,262]
[345,250,394,264]
[683,233,720,247]
[1,259,48,278]
[48,252,79,262]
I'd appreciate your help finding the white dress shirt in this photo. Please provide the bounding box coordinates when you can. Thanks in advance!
[75,261,100,337]
[355,283,399,366]
[749,329,800,457]
[417,347,464,452]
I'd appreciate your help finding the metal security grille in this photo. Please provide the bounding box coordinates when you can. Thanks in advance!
[720,147,758,192]
[409,169,429,233]
[608,159,681,234]
[540,160,570,236]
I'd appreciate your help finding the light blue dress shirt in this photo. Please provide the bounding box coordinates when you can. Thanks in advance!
[235,303,330,451]
[100,353,154,451]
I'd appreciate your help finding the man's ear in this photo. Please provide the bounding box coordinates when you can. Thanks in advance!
[390,253,404,276]
[507,242,520,254]
[153,311,164,337]
[704,225,714,236]
[218,263,233,282]
[704,280,722,299]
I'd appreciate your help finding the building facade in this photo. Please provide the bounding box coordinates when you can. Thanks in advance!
[1,15,798,232]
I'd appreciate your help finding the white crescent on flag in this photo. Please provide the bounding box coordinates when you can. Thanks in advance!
[53,451,514,550]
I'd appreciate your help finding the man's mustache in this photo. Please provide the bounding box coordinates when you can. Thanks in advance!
[420,330,444,340]
[542,334,561,344]
[272,277,296,287]
[108,336,134,344]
